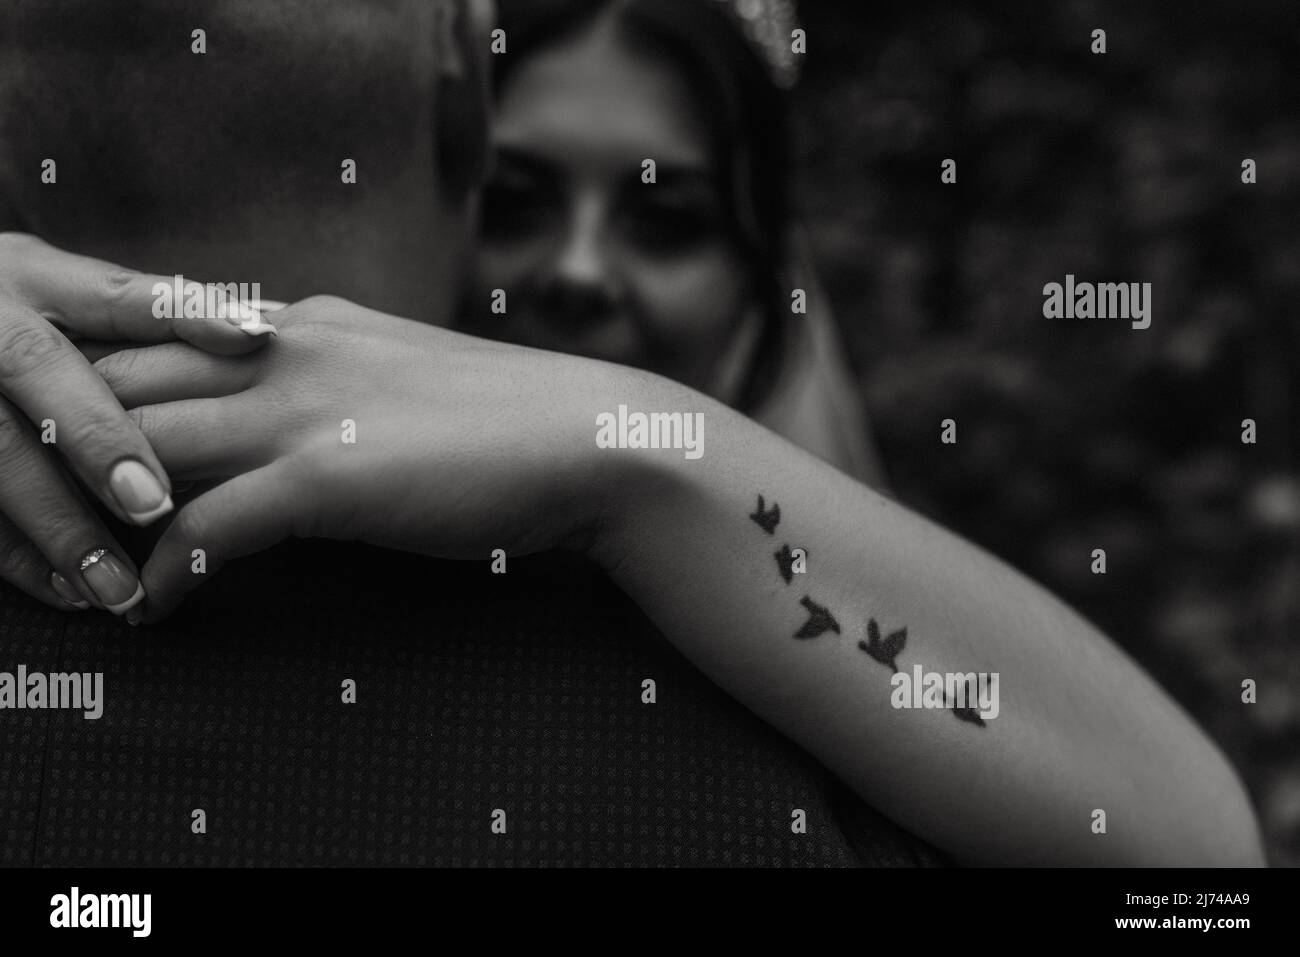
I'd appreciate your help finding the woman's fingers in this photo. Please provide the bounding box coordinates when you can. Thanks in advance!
[0,232,275,354]
[0,300,175,527]
[171,292,280,355]
[0,232,275,620]
[92,342,261,408]
[126,397,268,480]
[84,341,280,477]
[139,459,303,622]
[80,340,274,476]
[0,510,88,611]
[0,400,144,614]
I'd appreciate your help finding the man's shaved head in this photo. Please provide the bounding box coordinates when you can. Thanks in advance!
[0,0,490,320]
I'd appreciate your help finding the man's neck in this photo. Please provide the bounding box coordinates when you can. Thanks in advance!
[0,0,463,325]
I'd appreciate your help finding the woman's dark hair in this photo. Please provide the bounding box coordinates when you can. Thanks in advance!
[492,0,794,412]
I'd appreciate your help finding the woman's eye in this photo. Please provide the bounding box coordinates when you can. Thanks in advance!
[623,204,714,254]
[480,183,556,243]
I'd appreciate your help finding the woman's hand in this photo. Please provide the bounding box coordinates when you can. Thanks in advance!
[89,291,1265,865]
[0,233,272,615]
[92,295,650,621]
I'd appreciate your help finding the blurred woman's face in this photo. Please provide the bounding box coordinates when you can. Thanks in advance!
[468,13,753,394]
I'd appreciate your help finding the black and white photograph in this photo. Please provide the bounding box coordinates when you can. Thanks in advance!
[0,0,1294,938]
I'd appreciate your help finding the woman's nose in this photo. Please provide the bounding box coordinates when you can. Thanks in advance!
[552,198,615,290]
[536,199,623,325]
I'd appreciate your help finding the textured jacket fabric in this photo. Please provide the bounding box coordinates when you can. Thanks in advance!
[0,539,945,867]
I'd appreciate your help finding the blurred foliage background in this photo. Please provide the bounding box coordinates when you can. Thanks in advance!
[794,0,1298,865]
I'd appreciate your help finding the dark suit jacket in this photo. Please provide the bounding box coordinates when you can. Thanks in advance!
[0,538,945,866]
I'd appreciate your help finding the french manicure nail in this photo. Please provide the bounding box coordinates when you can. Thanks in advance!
[231,313,278,337]
[50,570,90,609]
[212,296,278,336]
[109,459,174,525]
[238,314,279,337]
[80,548,145,615]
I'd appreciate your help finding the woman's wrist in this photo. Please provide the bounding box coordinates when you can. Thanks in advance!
[578,364,735,577]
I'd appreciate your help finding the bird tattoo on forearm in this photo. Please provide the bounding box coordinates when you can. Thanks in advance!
[860,618,906,673]
[749,494,781,534]
[794,595,840,639]
[748,492,990,729]
[774,543,797,583]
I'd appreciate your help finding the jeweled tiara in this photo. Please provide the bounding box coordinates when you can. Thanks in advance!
[712,0,801,89]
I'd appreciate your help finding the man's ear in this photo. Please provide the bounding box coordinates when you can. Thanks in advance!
[433,0,494,77]
[433,0,466,79]
[435,0,493,198]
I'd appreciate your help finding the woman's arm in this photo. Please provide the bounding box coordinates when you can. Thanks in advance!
[91,295,1264,865]
[589,373,1265,866]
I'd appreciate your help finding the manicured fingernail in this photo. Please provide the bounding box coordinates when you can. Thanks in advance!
[211,296,278,336]
[80,548,145,615]
[50,571,90,609]
[239,315,279,337]
[109,459,174,525]
[232,313,278,337]
[125,604,144,627]
[248,298,288,312]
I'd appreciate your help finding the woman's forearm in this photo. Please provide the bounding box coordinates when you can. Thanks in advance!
[589,373,1264,866]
